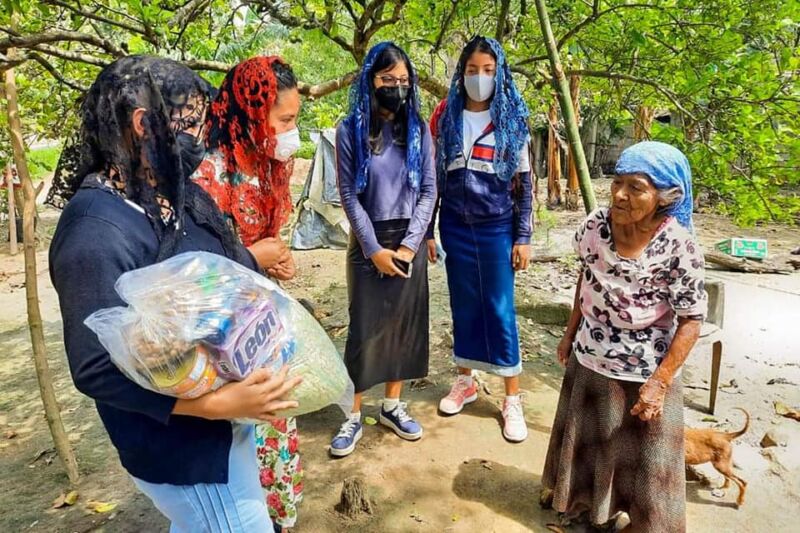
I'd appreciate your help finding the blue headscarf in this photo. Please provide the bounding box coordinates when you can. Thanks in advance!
[615,141,694,230]
[342,41,424,194]
[436,36,530,183]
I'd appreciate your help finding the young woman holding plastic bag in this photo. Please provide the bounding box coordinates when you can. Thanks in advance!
[49,56,299,533]
[330,42,436,457]
[191,56,305,530]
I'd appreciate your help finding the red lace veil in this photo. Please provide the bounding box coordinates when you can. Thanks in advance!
[202,56,294,246]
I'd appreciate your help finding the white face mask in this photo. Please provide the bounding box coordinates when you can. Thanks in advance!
[463,74,495,103]
[274,128,301,161]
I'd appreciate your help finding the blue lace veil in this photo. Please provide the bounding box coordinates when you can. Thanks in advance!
[342,41,424,193]
[436,36,529,182]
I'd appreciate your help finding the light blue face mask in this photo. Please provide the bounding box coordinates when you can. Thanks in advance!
[463,74,495,103]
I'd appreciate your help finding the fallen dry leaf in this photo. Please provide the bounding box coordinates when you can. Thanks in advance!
[86,501,117,514]
[53,490,79,509]
[774,401,800,421]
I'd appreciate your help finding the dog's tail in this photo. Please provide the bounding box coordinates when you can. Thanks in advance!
[725,408,750,440]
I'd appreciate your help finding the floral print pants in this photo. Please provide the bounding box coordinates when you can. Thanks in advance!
[255,418,303,528]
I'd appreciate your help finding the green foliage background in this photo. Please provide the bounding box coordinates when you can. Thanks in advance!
[1,0,797,225]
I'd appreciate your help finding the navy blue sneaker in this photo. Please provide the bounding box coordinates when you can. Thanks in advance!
[330,418,363,457]
[379,402,423,440]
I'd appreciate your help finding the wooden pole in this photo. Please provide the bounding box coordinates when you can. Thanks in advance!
[547,102,562,206]
[585,119,598,173]
[5,165,18,254]
[534,0,597,213]
[634,105,655,141]
[565,75,581,210]
[4,58,80,486]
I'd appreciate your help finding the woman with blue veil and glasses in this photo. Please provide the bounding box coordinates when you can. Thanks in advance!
[330,42,436,458]
[427,36,533,443]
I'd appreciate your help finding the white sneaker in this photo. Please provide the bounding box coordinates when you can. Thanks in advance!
[502,395,528,442]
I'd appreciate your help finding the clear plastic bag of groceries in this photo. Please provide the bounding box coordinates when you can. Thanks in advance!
[84,251,353,418]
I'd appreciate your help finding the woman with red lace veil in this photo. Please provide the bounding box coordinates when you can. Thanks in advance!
[192,56,304,530]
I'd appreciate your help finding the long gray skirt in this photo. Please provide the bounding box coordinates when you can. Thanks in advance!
[344,219,429,393]
[541,356,685,532]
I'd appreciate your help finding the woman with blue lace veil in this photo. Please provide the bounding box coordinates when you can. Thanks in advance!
[426,36,533,442]
[330,42,436,457]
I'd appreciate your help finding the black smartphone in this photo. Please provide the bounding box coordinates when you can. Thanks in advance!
[392,257,413,277]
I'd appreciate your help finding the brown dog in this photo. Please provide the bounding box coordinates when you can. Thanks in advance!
[684,408,750,507]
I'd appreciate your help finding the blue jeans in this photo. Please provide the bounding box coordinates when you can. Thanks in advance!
[132,424,273,533]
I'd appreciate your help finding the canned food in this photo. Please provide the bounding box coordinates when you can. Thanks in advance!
[150,345,222,398]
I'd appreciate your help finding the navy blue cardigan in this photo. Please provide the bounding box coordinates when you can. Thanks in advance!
[49,184,258,485]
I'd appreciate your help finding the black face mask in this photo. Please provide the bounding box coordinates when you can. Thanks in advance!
[176,131,206,178]
[375,86,409,114]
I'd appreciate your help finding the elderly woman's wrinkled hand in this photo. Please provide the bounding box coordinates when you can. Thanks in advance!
[630,377,668,421]
[556,336,573,367]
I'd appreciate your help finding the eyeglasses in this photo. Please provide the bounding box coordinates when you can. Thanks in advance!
[375,74,410,87]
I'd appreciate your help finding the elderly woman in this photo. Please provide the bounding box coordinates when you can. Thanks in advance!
[541,141,707,532]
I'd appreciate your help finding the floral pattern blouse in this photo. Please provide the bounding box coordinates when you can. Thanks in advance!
[573,208,708,383]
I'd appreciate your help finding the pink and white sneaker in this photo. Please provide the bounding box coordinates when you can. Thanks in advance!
[439,374,479,415]
[502,395,528,442]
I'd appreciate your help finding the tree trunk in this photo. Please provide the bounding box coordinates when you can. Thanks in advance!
[634,105,655,141]
[532,130,544,183]
[532,131,543,202]
[547,103,562,207]
[4,61,80,486]
[5,165,17,254]
[534,0,597,213]
[495,0,512,43]
[565,75,581,210]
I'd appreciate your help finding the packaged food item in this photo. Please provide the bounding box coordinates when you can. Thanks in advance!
[85,252,353,417]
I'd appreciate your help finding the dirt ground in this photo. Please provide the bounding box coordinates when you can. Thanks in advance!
[0,175,798,532]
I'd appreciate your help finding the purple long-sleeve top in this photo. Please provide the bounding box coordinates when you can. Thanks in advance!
[336,119,437,258]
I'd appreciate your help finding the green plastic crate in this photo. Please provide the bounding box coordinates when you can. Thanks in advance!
[715,238,768,259]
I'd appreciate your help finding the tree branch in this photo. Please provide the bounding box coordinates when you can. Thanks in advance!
[569,69,697,121]
[431,0,460,54]
[29,53,87,91]
[417,70,448,99]
[339,0,360,26]
[170,0,213,28]
[31,44,109,67]
[183,58,231,72]
[254,0,355,55]
[0,30,125,58]
[0,51,30,73]
[358,0,387,30]
[298,71,358,98]
[518,3,672,67]
[365,0,405,40]
[43,0,154,42]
